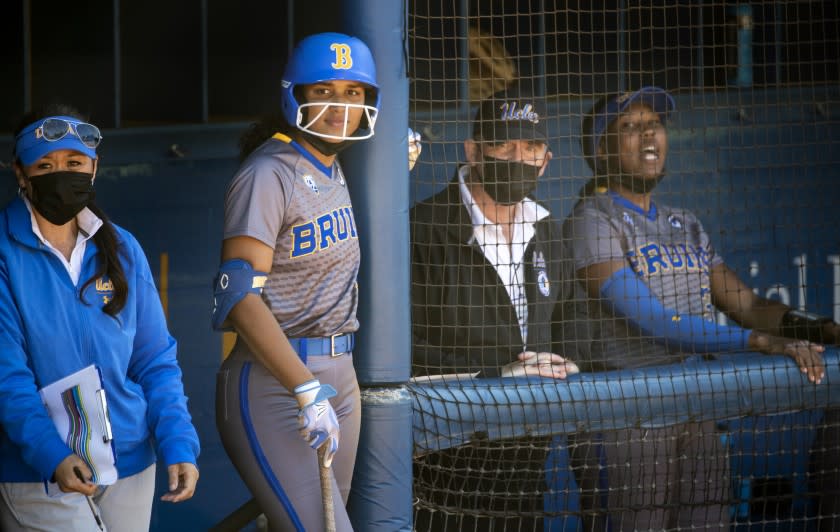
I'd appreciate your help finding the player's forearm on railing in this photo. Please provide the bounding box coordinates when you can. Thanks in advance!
[710,263,788,333]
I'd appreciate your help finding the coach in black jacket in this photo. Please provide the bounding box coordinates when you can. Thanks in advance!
[411,89,585,378]
[410,88,599,532]
[411,181,584,377]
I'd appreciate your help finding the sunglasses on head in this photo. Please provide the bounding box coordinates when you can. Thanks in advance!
[34,118,102,149]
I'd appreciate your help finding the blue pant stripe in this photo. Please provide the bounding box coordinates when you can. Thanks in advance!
[239,362,305,532]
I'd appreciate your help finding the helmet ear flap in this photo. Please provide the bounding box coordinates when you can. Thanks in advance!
[280,80,299,129]
[356,87,379,131]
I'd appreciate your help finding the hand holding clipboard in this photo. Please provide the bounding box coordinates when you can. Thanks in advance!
[38,365,117,495]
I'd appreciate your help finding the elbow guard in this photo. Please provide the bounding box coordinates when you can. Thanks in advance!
[212,259,268,331]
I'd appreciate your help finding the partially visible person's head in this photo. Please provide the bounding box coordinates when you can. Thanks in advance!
[582,86,675,194]
[13,104,102,226]
[280,32,379,155]
[465,88,552,205]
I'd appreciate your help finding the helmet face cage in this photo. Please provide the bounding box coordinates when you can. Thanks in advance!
[281,32,380,141]
[296,102,378,141]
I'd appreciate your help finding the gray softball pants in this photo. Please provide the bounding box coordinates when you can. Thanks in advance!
[216,345,361,532]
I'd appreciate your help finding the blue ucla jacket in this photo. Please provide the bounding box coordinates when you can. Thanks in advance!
[0,197,200,482]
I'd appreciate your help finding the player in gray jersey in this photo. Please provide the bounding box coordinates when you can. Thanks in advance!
[212,33,379,531]
[563,87,838,530]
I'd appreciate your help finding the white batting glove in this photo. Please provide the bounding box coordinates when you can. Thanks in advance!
[408,128,422,171]
[294,379,339,467]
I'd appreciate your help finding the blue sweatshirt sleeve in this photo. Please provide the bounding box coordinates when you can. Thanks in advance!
[0,258,73,480]
[123,234,200,467]
[600,267,752,353]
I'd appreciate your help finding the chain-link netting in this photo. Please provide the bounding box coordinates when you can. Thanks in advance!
[408,2,840,530]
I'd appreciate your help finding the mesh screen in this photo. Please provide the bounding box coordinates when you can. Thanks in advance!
[408,2,840,530]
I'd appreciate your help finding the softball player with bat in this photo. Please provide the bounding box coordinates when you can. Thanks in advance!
[213,32,379,531]
[563,86,839,530]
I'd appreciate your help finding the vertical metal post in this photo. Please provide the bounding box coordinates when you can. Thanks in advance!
[774,0,783,85]
[200,0,209,123]
[22,0,32,113]
[287,0,295,58]
[618,0,626,92]
[113,0,121,127]
[695,4,704,89]
[535,0,546,97]
[727,3,753,87]
[457,0,470,128]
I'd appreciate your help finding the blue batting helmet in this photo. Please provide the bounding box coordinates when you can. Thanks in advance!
[281,32,380,140]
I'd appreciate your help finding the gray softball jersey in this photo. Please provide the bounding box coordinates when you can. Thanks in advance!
[562,188,723,369]
[218,133,362,530]
[223,133,360,338]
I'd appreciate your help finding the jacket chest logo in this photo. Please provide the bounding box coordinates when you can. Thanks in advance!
[533,251,550,297]
[96,277,114,305]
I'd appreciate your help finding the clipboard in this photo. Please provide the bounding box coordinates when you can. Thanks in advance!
[38,364,117,493]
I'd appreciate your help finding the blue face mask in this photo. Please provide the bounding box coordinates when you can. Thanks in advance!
[478,155,540,205]
[27,171,95,225]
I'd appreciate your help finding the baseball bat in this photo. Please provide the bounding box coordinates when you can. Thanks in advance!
[318,445,336,532]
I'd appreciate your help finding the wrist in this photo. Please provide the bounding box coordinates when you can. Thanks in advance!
[294,379,321,408]
[748,331,773,353]
[780,309,833,343]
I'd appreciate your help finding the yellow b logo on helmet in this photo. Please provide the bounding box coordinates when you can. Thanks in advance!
[330,43,353,70]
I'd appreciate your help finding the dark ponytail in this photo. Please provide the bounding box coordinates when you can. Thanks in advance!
[238,113,296,162]
[14,103,128,317]
[578,94,613,199]
[80,202,128,317]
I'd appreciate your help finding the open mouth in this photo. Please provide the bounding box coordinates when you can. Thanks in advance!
[641,144,659,161]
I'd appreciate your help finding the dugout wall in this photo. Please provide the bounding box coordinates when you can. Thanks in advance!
[1,1,840,530]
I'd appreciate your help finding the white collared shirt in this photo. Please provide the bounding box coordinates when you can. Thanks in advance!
[457,165,550,343]
[24,197,103,285]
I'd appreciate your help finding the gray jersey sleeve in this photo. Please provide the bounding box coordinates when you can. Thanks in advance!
[223,152,291,248]
[564,199,628,270]
[684,210,724,269]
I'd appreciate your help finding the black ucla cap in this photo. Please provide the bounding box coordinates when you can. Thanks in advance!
[472,88,549,143]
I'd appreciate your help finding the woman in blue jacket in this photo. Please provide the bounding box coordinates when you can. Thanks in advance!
[0,104,200,531]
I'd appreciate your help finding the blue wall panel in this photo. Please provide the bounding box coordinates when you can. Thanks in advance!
[0,87,839,529]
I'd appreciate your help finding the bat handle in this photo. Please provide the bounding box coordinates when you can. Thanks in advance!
[318,445,336,532]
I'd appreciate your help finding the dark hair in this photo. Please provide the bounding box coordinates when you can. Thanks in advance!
[14,104,128,317]
[580,95,608,175]
[238,112,296,162]
[578,95,612,196]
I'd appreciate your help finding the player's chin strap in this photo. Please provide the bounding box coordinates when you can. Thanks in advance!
[299,131,362,156]
[212,259,268,331]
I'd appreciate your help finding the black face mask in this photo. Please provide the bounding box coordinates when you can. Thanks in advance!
[27,171,95,225]
[478,155,540,205]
